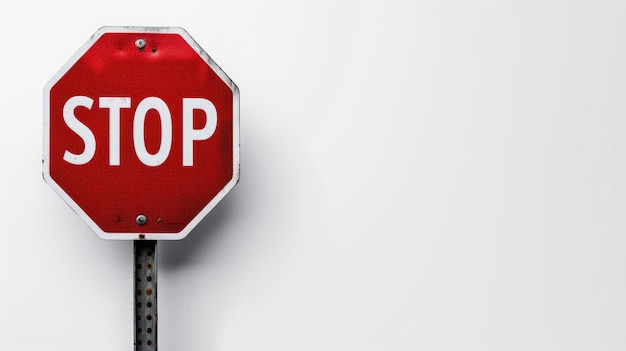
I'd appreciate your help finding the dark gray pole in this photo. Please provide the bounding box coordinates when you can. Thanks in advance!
[134,240,157,351]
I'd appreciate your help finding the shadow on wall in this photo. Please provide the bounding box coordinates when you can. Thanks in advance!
[157,108,260,270]
[156,106,292,270]
[158,182,241,270]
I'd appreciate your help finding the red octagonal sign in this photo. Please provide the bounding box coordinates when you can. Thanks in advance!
[43,27,239,240]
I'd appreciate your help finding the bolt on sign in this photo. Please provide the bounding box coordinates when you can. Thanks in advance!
[43,26,240,240]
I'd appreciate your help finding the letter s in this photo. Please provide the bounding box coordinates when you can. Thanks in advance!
[63,96,95,165]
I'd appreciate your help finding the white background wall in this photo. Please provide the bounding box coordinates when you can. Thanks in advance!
[1,0,626,350]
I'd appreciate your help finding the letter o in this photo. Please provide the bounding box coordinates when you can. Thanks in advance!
[133,97,172,166]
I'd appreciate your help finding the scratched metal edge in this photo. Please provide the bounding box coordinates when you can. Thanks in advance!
[42,26,240,241]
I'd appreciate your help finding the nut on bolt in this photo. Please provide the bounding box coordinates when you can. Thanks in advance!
[136,214,147,226]
[135,38,146,50]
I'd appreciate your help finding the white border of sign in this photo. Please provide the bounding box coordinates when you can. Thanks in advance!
[43,26,240,240]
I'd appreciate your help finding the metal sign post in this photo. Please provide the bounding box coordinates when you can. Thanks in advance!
[134,240,157,350]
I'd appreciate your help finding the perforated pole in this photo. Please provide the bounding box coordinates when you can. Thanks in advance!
[134,240,157,351]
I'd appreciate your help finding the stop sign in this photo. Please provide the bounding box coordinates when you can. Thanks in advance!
[43,27,239,240]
